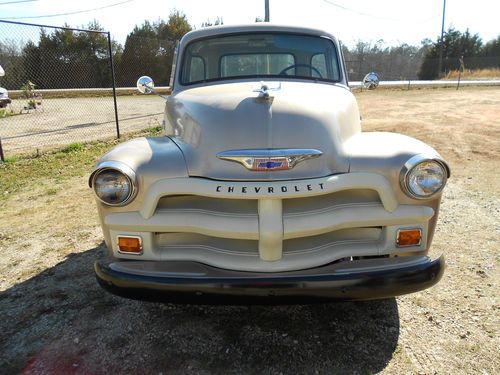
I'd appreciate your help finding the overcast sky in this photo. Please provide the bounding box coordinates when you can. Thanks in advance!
[0,0,498,47]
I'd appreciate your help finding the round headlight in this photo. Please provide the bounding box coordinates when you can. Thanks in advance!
[401,157,448,199]
[91,163,137,206]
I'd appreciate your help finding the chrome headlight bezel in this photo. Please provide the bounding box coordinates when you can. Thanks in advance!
[400,154,450,199]
[89,161,137,206]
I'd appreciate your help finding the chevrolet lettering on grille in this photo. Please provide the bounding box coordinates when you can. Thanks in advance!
[215,182,325,194]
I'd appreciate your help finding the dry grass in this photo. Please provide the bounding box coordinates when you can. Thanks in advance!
[444,68,500,80]
[0,126,162,201]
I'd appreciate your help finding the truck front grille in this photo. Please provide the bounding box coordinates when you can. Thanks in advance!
[105,174,433,272]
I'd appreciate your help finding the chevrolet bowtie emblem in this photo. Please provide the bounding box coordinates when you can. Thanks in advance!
[217,149,322,171]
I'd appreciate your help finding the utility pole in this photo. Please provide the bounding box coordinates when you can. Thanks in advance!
[265,0,270,22]
[437,0,447,78]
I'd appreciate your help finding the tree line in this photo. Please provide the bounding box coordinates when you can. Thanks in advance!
[0,15,498,90]
[344,27,499,81]
[0,11,191,90]
[418,27,500,79]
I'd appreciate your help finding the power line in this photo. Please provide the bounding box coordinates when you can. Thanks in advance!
[0,19,110,33]
[0,0,38,5]
[322,0,400,20]
[1,0,134,20]
[322,0,439,23]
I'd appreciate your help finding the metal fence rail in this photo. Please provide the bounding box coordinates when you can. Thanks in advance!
[350,79,500,89]
[6,87,172,96]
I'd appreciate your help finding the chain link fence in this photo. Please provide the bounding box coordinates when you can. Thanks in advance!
[0,20,168,160]
[111,33,174,144]
[345,55,500,82]
[344,51,426,82]
[0,20,120,158]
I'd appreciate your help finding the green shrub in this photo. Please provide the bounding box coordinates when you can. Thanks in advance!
[61,143,83,153]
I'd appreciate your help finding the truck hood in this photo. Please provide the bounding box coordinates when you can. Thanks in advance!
[165,81,360,181]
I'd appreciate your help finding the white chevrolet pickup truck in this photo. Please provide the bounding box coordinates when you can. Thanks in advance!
[90,24,449,304]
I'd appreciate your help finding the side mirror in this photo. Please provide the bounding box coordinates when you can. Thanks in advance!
[0,65,4,77]
[137,76,155,94]
[363,72,379,90]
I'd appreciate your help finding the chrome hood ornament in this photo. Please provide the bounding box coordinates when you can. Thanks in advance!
[217,149,322,171]
[253,81,281,102]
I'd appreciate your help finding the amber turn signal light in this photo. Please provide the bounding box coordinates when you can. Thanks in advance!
[118,236,142,254]
[397,229,422,247]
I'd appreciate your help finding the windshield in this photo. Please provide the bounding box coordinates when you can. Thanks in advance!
[180,33,341,85]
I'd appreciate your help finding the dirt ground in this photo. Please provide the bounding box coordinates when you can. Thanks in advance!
[0,86,498,374]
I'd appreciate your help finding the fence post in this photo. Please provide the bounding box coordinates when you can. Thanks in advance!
[0,137,4,162]
[107,31,120,139]
[457,56,464,90]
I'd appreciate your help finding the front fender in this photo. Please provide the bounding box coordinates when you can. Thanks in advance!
[90,136,188,212]
[345,131,450,247]
[345,132,449,200]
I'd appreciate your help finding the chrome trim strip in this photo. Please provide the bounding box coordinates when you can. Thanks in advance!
[217,148,322,171]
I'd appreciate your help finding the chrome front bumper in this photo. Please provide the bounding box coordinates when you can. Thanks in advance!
[95,255,445,304]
